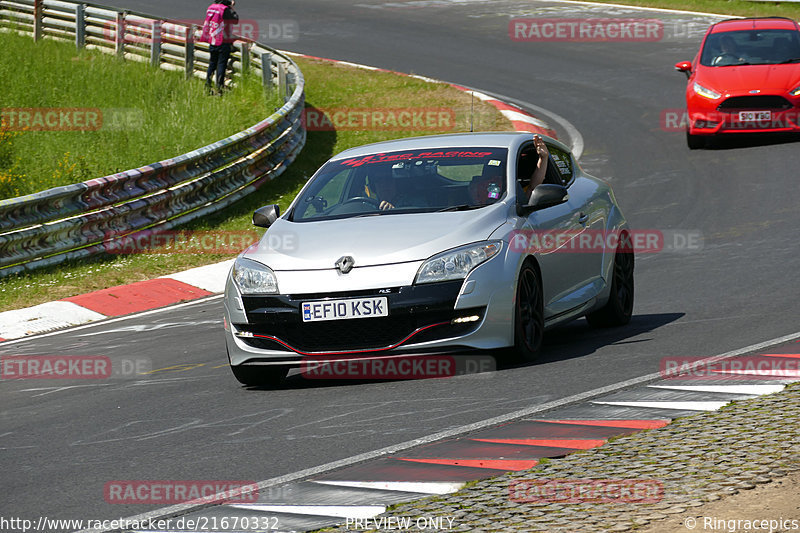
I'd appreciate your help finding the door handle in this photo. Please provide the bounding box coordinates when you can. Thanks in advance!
[578,212,589,225]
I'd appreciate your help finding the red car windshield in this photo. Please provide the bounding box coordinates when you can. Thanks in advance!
[700,29,800,66]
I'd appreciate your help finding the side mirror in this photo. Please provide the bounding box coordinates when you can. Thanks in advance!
[253,204,280,228]
[674,61,692,79]
[517,184,569,216]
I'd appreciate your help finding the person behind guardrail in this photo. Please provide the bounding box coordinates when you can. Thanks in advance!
[200,0,240,94]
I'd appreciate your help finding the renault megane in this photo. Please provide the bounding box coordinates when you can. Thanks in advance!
[223,132,634,386]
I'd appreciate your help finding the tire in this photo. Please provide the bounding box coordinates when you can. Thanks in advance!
[686,131,705,150]
[230,363,288,387]
[511,261,544,362]
[586,242,634,328]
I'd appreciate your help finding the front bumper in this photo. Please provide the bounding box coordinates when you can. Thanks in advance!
[224,279,510,365]
[241,281,484,352]
[687,93,800,135]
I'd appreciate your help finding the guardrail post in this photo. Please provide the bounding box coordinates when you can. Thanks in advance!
[33,0,43,41]
[278,61,287,102]
[237,41,250,74]
[150,20,162,67]
[260,51,272,91]
[185,24,195,79]
[75,4,86,50]
[115,11,125,58]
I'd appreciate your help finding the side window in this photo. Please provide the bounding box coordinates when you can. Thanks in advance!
[517,141,574,190]
[516,143,538,189]
[546,144,574,186]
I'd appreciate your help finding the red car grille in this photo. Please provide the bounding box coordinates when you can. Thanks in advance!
[717,95,793,110]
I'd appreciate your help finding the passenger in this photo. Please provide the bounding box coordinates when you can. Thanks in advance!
[523,134,550,204]
[470,134,549,206]
[469,167,504,206]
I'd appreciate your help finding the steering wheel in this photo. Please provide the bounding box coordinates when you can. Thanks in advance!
[341,196,382,207]
[712,53,739,65]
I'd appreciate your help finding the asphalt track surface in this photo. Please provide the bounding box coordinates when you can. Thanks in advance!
[3,0,800,526]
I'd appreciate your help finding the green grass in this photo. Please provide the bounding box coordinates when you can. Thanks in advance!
[576,0,800,19]
[0,30,282,199]
[0,46,511,312]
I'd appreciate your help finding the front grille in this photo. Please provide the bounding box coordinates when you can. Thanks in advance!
[236,281,483,353]
[718,95,793,110]
[242,314,448,352]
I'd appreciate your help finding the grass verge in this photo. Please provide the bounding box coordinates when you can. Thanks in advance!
[0,49,512,313]
[0,30,281,199]
[573,0,800,19]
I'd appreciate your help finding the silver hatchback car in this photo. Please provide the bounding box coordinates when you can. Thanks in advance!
[223,132,633,386]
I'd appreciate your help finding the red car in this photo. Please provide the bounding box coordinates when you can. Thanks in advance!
[675,17,800,149]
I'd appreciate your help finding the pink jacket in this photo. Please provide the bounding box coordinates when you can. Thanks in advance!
[200,3,229,46]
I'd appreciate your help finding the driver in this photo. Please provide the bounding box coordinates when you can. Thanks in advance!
[365,166,400,210]
[713,34,743,65]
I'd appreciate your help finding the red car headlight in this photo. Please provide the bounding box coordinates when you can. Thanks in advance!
[693,82,722,100]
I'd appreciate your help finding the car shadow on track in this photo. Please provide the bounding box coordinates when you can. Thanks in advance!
[240,312,684,390]
[506,312,684,370]
[703,132,800,150]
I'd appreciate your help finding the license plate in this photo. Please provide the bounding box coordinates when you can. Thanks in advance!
[739,111,771,122]
[302,297,388,322]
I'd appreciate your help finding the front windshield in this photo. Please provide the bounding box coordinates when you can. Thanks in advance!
[290,147,509,222]
[700,29,800,66]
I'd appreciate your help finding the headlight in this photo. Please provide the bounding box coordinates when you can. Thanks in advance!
[231,258,279,294]
[791,85,800,97]
[693,82,721,100]
[415,241,502,284]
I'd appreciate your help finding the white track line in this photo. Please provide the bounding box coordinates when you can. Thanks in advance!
[468,89,585,159]
[649,384,786,395]
[312,480,464,495]
[591,400,732,411]
[0,295,223,346]
[229,504,385,518]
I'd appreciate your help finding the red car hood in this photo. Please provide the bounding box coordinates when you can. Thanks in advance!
[698,64,800,94]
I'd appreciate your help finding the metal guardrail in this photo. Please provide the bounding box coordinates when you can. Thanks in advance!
[0,0,306,276]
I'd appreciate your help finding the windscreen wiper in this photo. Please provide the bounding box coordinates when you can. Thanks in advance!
[437,204,482,212]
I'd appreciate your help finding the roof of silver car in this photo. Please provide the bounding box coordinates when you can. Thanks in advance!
[331,131,553,160]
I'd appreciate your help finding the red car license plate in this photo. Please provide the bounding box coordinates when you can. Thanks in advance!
[739,111,771,122]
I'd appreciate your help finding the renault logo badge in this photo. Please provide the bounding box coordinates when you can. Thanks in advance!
[335,256,355,274]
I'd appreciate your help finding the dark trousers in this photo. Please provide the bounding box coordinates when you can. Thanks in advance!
[206,43,232,90]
